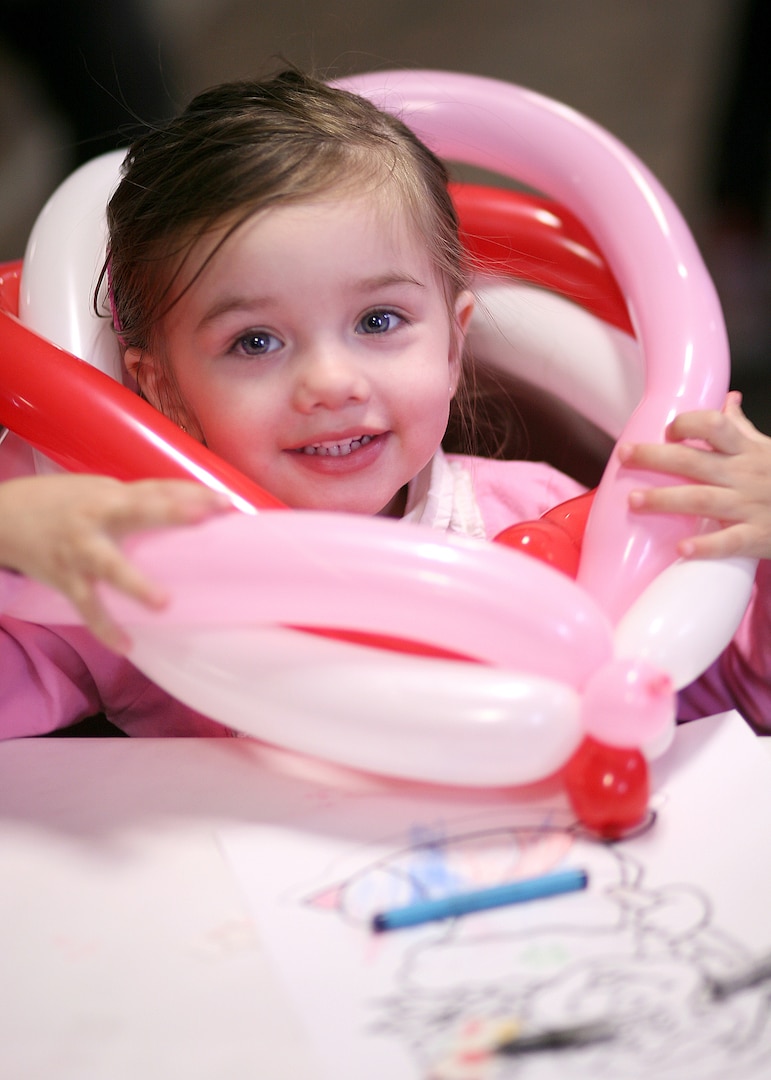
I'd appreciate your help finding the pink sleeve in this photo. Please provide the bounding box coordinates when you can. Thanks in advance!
[1,547,237,735]
[0,616,106,738]
[0,615,237,739]
[678,560,771,731]
[446,455,586,538]
[0,569,24,613]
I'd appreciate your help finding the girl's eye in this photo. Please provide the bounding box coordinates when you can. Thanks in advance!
[233,330,281,356]
[357,309,403,335]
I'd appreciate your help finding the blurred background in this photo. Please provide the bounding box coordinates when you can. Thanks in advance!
[1,0,769,425]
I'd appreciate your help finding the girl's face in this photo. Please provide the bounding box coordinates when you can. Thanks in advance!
[128,191,473,515]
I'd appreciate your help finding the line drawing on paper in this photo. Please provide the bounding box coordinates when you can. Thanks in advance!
[301,811,771,1079]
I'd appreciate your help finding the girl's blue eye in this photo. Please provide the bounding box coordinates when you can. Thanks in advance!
[235,331,280,356]
[358,310,402,335]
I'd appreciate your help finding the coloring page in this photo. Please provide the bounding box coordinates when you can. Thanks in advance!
[220,713,771,1078]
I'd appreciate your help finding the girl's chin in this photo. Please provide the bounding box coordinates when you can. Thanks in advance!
[377,484,408,518]
[273,439,409,516]
[276,484,407,517]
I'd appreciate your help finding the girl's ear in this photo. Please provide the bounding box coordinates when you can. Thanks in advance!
[124,347,203,438]
[449,290,475,394]
[455,289,475,336]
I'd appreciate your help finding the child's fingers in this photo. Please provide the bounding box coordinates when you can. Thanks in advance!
[664,409,745,455]
[76,535,171,609]
[48,537,170,646]
[628,481,737,519]
[678,522,765,561]
[61,544,172,651]
[619,441,730,485]
[630,485,771,559]
[105,480,234,534]
[65,578,132,653]
[723,396,767,444]
[618,401,760,478]
[99,554,170,610]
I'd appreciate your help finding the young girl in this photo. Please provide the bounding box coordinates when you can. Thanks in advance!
[1,69,771,737]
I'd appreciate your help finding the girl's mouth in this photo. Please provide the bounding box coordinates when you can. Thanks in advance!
[297,434,374,457]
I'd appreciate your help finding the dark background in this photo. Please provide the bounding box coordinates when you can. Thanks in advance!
[1,0,768,425]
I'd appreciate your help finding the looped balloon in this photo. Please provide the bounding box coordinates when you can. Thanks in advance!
[0,70,758,832]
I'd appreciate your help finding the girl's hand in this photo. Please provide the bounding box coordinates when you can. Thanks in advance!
[0,475,232,651]
[617,391,771,561]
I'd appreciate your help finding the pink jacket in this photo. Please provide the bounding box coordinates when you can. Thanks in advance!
[1,452,768,737]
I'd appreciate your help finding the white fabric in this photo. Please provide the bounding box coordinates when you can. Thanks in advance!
[402,449,487,538]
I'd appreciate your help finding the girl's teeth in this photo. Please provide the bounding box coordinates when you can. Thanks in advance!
[302,435,373,456]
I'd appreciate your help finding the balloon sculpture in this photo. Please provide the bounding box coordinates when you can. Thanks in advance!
[0,71,757,836]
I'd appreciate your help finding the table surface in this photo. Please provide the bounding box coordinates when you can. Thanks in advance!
[0,736,322,1080]
[1,726,768,1080]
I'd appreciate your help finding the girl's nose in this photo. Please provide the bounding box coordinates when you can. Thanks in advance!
[292,345,371,412]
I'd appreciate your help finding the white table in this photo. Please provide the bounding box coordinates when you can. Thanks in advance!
[1,724,769,1080]
[0,736,320,1080]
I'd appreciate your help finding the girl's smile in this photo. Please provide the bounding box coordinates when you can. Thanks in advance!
[293,433,374,456]
[129,190,473,516]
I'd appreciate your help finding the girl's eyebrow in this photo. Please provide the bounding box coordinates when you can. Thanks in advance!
[196,295,274,329]
[357,272,426,291]
[196,274,426,330]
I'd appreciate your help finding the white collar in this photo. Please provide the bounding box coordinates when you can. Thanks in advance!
[401,449,486,538]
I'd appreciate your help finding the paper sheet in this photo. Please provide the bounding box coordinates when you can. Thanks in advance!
[219,713,771,1079]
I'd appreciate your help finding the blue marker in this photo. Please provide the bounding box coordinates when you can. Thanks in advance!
[372,867,588,932]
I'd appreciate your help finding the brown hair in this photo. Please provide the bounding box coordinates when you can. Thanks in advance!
[103,68,469,354]
[100,68,483,453]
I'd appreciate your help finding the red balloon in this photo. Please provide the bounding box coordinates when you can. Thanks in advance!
[563,736,649,838]
[0,260,21,316]
[541,488,597,548]
[0,307,285,512]
[297,626,480,663]
[494,519,581,578]
[450,184,633,335]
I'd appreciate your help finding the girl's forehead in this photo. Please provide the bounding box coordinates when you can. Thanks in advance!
[245,177,419,237]
[162,171,448,314]
[196,187,429,273]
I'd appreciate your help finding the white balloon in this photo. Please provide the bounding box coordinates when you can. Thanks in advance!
[470,277,643,438]
[20,150,126,478]
[130,624,583,786]
[20,150,124,381]
[613,556,757,689]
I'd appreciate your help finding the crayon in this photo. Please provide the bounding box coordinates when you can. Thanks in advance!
[372,866,588,932]
[707,951,771,999]
[428,1016,614,1078]
[496,1018,615,1054]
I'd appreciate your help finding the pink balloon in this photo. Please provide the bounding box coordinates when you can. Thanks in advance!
[0,72,740,805]
[337,70,730,621]
[580,658,675,751]
[9,512,614,686]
